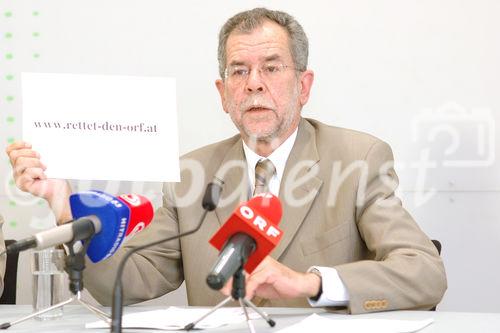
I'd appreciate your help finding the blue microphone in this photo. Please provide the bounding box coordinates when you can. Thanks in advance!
[5,191,154,263]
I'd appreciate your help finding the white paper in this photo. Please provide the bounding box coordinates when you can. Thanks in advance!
[86,307,259,330]
[276,313,434,333]
[22,72,179,182]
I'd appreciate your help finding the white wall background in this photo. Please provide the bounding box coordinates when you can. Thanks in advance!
[0,0,499,312]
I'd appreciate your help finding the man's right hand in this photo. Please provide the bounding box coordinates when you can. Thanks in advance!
[6,141,72,223]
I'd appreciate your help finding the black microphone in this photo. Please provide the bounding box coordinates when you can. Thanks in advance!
[207,233,256,290]
[110,181,223,333]
[202,182,222,211]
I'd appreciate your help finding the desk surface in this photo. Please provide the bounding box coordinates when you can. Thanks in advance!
[1,305,499,332]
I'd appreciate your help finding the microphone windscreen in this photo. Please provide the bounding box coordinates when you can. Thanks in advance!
[117,194,154,236]
[246,193,282,225]
[70,191,130,263]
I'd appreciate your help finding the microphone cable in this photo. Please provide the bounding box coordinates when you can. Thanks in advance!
[111,181,222,333]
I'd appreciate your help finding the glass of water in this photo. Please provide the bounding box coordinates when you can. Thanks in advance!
[31,248,66,320]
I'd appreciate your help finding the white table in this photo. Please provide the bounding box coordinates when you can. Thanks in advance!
[1,305,499,332]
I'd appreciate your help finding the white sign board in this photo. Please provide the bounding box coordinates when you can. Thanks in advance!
[22,72,179,182]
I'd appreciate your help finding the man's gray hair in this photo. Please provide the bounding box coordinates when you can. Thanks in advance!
[217,8,309,79]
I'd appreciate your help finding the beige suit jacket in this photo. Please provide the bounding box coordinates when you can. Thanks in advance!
[83,118,447,314]
[0,215,6,297]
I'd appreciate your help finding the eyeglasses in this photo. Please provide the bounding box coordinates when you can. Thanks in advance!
[224,63,300,85]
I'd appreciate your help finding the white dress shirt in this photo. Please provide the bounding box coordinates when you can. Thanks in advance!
[242,129,349,307]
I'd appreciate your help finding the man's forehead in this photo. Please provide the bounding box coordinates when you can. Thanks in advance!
[227,48,287,65]
[225,20,292,63]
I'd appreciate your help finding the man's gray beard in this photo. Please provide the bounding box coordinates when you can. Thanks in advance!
[244,116,289,141]
[241,108,298,154]
[225,103,282,143]
[228,83,301,147]
[244,123,281,143]
[244,128,282,152]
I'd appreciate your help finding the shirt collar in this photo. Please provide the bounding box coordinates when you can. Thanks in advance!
[242,128,298,183]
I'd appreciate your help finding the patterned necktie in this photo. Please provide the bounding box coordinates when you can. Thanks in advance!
[251,158,276,306]
[253,159,276,196]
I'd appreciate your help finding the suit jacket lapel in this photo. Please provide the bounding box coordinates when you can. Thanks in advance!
[272,119,323,260]
[213,138,249,226]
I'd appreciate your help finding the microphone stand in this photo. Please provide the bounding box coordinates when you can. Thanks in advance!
[1,234,111,330]
[184,265,275,333]
[111,182,222,333]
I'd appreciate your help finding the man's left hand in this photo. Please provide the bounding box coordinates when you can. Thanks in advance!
[221,257,321,300]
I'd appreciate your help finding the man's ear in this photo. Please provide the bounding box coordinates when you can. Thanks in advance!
[215,79,228,113]
[298,70,314,106]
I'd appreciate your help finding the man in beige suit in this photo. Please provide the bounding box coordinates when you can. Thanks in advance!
[0,215,6,297]
[6,8,446,313]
